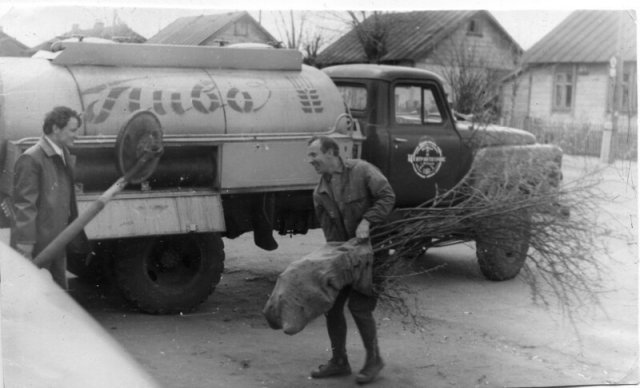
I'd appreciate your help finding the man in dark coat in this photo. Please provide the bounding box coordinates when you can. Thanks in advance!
[306,135,395,385]
[11,106,87,290]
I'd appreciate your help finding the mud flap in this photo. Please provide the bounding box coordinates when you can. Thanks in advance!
[252,193,278,251]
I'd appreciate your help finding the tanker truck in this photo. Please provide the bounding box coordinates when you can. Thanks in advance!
[0,42,562,314]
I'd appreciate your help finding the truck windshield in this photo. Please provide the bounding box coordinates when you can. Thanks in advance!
[337,85,367,111]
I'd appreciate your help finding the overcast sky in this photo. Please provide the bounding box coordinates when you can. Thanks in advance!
[0,0,637,50]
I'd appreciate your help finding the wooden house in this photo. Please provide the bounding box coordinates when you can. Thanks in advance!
[316,10,522,103]
[146,11,278,47]
[501,10,637,133]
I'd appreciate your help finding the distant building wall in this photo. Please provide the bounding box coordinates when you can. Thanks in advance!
[527,67,554,120]
[502,63,637,132]
[416,14,520,106]
[202,19,273,46]
[422,13,519,72]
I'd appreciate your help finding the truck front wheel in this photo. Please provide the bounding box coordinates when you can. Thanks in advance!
[475,213,531,281]
[114,233,224,314]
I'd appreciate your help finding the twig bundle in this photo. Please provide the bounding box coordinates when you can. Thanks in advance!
[370,156,611,315]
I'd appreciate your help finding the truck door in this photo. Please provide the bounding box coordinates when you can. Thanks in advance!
[388,81,468,207]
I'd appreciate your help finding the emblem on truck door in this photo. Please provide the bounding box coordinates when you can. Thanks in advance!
[407,139,446,178]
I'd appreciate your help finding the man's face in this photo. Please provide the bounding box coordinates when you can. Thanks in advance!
[307,140,334,175]
[51,117,80,148]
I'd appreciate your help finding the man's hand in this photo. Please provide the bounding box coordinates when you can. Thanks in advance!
[16,243,34,259]
[356,219,370,242]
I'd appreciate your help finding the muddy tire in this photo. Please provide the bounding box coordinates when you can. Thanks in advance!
[114,233,224,314]
[475,212,531,281]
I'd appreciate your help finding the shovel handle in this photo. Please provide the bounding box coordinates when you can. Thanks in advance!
[33,177,126,268]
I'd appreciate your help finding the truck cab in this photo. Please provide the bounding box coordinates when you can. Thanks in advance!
[323,65,473,207]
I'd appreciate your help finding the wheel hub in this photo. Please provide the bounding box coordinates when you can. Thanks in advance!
[158,250,181,269]
[145,240,202,286]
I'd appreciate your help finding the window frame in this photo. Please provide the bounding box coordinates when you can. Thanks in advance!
[466,18,483,37]
[337,84,368,112]
[234,21,249,37]
[606,63,638,115]
[393,83,445,126]
[552,64,576,113]
[620,65,638,114]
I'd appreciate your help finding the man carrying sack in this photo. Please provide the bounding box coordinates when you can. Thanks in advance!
[305,135,395,385]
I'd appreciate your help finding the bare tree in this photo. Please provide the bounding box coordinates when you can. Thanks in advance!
[503,67,524,128]
[275,10,306,49]
[302,33,325,67]
[347,11,389,64]
[434,39,510,124]
[270,11,336,68]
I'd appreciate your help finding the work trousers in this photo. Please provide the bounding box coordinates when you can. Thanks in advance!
[325,285,378,360]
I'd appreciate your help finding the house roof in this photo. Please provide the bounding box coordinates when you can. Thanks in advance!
[523,10,637,64]
[31,22,146,52]
[0,30,29,56]
[316,10,522,67]
[76,23,146,43]
[146,11,276,45]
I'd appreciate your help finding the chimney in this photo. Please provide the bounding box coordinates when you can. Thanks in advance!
[71,23,79,33]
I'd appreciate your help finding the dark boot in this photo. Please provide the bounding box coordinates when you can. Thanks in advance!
[355,351,384,385]
[312,295,351,379]
[352,310,384,384]
[310,356,351,378]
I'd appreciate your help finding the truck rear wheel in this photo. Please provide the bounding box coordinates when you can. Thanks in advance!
[114,233,224,314]
[475,212,531,281]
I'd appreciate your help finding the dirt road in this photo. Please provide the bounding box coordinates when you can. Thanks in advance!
[71,157,638,388]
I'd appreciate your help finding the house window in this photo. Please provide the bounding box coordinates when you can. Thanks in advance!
[621,66,637,114]
[234,21,248,36]
[466,19,482,37]
[608,64,638,114]
[553,65,575,112]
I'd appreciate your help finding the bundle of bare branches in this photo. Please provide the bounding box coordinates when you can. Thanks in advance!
[370,153,610,318]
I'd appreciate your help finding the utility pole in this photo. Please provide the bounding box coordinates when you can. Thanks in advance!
[601,11,625,163]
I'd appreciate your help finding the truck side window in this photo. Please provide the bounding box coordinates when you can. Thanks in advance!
[394,85,443,125]
[337,85,367,111]
[423,88,443,124]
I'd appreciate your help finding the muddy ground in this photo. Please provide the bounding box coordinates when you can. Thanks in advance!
[70,156,638,388]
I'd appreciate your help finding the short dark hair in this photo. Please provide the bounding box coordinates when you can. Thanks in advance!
[308,135,339,156]
[43,106,81,135]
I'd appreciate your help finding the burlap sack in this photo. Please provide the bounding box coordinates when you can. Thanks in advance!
[263,238,373,335]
